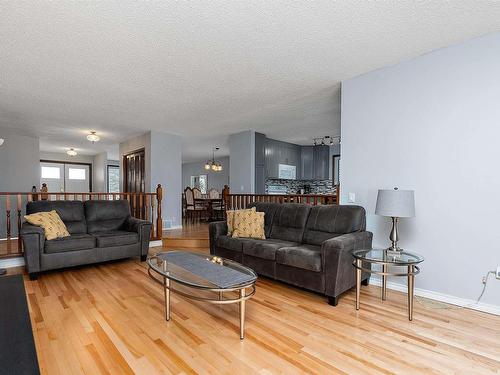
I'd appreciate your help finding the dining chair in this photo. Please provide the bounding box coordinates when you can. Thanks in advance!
[184,187,206,223]
[208,188,220,199]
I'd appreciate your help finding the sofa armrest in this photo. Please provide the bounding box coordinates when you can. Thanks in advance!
[125,217,152,256]
[322,231,373,298]
[209,221,228,255]
[20,223,44,274]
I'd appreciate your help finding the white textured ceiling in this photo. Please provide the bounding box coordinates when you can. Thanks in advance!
[1,1,500,162]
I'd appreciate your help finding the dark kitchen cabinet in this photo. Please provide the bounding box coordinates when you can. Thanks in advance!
[265,138,301,179]
[300,146,314,180]
[254,132,266,193]
[313,145,330,179]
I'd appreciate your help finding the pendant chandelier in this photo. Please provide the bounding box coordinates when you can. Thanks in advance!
[204,147,223,172]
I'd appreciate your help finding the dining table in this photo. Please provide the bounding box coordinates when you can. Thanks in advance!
[194,198,224,221]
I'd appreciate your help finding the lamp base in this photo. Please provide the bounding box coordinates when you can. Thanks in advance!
[385,247,403,257]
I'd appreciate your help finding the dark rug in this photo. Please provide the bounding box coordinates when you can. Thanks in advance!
[0,275,40,375]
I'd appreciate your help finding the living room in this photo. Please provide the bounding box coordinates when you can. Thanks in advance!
[1,2,499,374]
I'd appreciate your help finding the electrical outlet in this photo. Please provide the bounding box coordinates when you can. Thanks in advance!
[496,266,500,280]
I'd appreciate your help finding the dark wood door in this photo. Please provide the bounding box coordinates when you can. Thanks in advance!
[123,149,145,218]
[123,149,145,193]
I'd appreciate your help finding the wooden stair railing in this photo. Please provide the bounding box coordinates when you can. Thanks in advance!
[222,184,339,210]
[0,184,163,258]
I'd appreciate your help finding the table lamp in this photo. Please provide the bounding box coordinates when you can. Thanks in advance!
[375,187,415,253]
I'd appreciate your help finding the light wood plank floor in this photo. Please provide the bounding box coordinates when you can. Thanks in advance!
[20,226,500,374]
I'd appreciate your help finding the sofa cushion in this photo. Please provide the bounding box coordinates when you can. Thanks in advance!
[26,200,87,234]
[24,210,70,240]
[85,200,130,233]
[276,244,322,272]
[269,204,311,243]
[303,205,366,246]
[44,234,96,254]
[91,231,139,248]
[216,235,246,252]
[232,211,265,239]
[247,202,282,237]
[243,239,299,260]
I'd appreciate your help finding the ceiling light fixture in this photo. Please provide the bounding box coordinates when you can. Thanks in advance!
[0,138,4,146]
[67,148,78,156]
[204,147,223,172]
[87,131,100,143]
[313,135,340,146]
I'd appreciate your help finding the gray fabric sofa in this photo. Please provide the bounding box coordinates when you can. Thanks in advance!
[209,202,372,305]
[21,200,152,280]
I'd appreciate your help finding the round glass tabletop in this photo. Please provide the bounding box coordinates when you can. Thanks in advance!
[147,250,257,289]
[352,249,424,265]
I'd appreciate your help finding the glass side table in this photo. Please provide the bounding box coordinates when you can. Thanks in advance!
[352,249,424,321]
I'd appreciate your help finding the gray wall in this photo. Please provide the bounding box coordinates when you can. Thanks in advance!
[0,132,40,237]
[92,152,107,192]
[341,32,500,308]
[40,151,94,165]
[182,156,230,192]
[229,130,255,193]
[150,130,182,228]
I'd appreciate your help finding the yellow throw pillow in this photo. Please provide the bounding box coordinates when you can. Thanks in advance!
[24,210,70,241]
[232,210,266,239]
[226,207,256,235]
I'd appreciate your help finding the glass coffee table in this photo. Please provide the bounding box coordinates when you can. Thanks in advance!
[147,250,257,339]
[352,249,424,320]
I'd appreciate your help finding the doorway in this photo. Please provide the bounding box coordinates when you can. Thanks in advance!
[40,160,92,192]
[123,149,145,193]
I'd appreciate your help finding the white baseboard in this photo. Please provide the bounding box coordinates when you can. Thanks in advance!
[369,276,500,316]
[149,240,163,247]
[0,257,24,268]
[164,225,182,230]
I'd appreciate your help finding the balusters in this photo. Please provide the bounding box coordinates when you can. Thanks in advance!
[5,194,11,240]
[17,194,22,251]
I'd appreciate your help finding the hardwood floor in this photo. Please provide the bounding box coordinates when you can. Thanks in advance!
[21,226,500,374]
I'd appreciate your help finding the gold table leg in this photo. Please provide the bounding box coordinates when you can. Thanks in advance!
[239,288,246,340]
[355,259,361,310]
[408,265,414,321]
[163,261,170,321]
[382,264,388,301]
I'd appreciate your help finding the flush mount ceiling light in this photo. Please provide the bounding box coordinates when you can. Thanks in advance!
[313,135,341,146]
[0,138,4,146]
[86,131,100,143]
[67,148,78,156]
[204,147,223,172]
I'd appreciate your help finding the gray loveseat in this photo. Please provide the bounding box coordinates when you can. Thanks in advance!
[209,202,372,305]
[21,200,152,280]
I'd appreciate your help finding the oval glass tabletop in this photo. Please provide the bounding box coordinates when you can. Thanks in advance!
[352,249,424,265]
[147,250,257,290]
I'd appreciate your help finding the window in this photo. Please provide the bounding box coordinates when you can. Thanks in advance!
[68,168,86,180]
[107,165,120,193]
[190,175,208,194]
[41,166,60,179]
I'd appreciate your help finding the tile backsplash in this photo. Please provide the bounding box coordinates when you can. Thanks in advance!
[265,178,335,195]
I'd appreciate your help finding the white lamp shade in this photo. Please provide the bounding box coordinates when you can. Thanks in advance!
[375,189,415,218]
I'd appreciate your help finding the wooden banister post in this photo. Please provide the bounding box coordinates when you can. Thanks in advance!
[222,185,230,210]
[336,185,340,205]
[156,184,163,239]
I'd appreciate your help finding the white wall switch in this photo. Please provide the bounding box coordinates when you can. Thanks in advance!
[496,266,500,280]
[348,192,356,203]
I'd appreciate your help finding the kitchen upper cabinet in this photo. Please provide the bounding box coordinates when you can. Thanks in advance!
[264,139,301,179]
[312,145,330,179]
[300,146,314,180]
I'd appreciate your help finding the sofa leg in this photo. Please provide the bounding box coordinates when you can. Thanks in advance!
[140,255,147,262]
[29,272,39,281]
[362,278,369,286]
[328,296,339,306]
